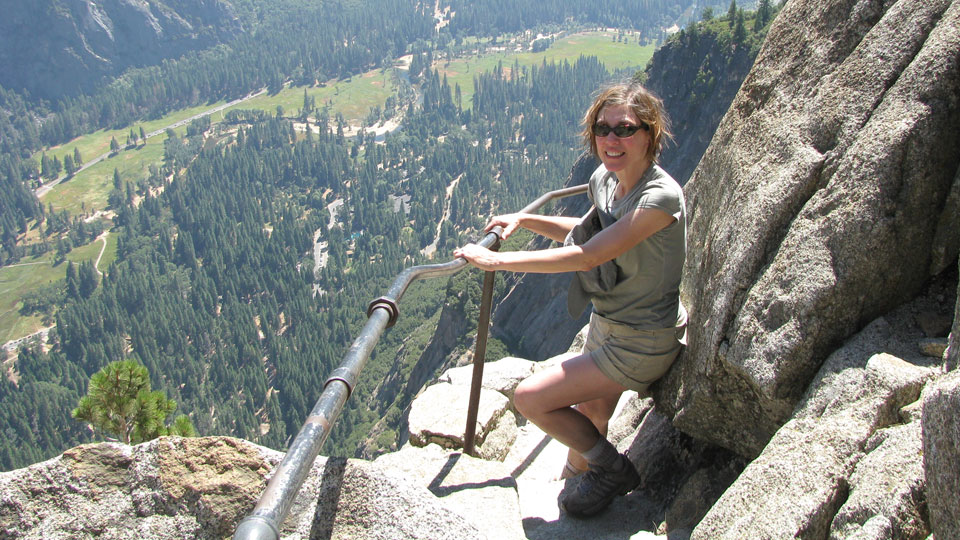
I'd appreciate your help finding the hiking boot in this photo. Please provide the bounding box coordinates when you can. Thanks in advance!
[559,454,640,518]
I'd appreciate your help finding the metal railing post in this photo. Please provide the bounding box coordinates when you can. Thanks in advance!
[463,241,500,456]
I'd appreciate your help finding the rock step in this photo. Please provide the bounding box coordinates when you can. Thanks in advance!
[401,348,678,538]
[382,421,667,540]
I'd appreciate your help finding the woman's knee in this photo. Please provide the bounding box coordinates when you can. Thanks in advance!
[513,378,543,419]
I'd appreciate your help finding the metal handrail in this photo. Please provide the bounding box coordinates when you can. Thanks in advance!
[234,183,588,540]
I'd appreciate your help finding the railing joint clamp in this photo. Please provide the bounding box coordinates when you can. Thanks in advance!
[367,297,400,327]
[325,367,355,399]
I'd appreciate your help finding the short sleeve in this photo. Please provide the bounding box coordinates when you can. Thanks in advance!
[586,165,605,204]
[637,180,682,221]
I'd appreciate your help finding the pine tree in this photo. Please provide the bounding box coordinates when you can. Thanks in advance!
[78,260,99,299]
[302,88,312,118]
[72,359,195,444]
[65,260,80,299]
[733,9,747,44]
[40,153,52,180]
[755,0,773,30]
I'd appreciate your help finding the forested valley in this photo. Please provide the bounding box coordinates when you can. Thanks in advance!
[0,0,776,470]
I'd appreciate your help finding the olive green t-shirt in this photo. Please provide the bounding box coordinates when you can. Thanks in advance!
[587,163,686,329]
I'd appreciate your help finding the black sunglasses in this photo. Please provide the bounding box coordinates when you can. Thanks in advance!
[592,122,649,138]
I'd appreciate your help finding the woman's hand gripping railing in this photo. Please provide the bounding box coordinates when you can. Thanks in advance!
[233,183,588,540]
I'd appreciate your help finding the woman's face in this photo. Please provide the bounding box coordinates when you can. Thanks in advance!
[594,103,651,182]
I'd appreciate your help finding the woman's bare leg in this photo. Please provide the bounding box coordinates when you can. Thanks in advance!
[566,396,620,474]
[515,353,640,516]
[513,353,626,455]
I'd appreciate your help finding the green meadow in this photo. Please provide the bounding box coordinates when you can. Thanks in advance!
[437,31,655,107]
[38,101,230,177]
[241,69,397,121]
[36,71,399,215]
[1,232,115,344]
[43,137,166,215]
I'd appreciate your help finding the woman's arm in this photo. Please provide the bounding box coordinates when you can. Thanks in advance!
[486,212,583,243]
[457,206,676,273]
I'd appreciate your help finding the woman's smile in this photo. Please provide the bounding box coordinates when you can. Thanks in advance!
[595,104,651,186]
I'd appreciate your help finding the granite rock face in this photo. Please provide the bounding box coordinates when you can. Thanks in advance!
[0,0,242,100]
[692,318,936,539]
[0,436,484,540]
[921,368,960,540]
[406,381,516,460]
[0,437,271,540]
[946,262,960,371]
[374,445,525,540]
[437,356,537,402]
[829,421,928,540]
[654,0,960,458]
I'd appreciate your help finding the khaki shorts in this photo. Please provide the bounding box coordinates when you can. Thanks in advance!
[585,312,686,394]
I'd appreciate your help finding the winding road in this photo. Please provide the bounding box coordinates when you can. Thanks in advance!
[35,88,266,198]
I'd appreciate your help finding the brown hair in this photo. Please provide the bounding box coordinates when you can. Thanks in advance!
[580,81,673,163]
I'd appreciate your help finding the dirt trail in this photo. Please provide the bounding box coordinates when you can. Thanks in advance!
[93,231,108,276]
[420,173,461,258]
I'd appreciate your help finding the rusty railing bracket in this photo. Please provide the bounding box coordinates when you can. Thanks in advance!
[367,297,400,327]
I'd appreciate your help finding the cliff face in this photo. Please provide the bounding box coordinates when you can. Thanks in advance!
[0,0,243,101]
[654,0,960,458]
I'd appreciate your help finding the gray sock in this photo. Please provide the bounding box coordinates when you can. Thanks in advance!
[581,437,620,469]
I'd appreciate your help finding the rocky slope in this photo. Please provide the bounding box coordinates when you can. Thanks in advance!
[0,0,243,100]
